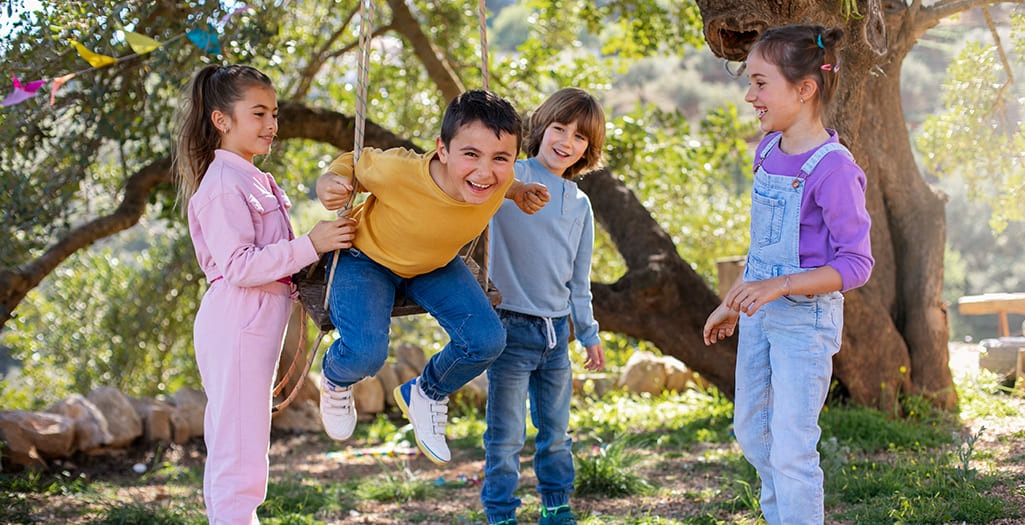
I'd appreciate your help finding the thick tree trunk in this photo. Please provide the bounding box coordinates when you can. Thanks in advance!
[578,170,737,395]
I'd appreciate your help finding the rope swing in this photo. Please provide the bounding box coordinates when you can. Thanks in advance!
[274,0,497,412]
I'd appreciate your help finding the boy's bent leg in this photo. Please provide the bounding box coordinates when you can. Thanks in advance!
[397,257,505,465]
[321,249,396,440]
[322,249,395,385]
[406,257,506,399]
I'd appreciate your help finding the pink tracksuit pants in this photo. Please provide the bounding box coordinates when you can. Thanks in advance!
[194,280,292,524]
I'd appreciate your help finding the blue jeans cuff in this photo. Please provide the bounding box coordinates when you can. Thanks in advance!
[486,512,516,524]
[541,492,570,509]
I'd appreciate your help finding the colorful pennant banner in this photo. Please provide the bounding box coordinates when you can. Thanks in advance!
[2,4,253,108]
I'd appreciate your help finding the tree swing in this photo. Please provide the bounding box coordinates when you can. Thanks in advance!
[274,0,499,412]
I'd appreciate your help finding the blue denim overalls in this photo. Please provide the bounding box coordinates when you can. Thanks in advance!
[734,133,848,525]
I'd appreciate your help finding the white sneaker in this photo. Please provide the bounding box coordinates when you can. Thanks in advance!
[320,376,356,441]
[394,378,450,464]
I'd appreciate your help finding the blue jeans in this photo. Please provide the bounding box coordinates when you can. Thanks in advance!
[321,248,506,400]
[734,292,843,525]
[481,310,574,524]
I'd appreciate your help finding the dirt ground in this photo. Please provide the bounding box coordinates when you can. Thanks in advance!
[8,343,1025,524]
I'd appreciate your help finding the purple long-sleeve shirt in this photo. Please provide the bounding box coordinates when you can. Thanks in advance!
[755,131,874,291]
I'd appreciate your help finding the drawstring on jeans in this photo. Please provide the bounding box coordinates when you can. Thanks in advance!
[543,317,557,350]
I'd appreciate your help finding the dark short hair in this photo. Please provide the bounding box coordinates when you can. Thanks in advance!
[440,89,522,152]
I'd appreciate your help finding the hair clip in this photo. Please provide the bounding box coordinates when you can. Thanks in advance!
[821,63,834,71]
[817,34,825,49]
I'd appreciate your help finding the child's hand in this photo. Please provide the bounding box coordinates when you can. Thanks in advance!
[316,173,354,211]
[703,303,739,346]
[583,344,605,371]
[723,277,785,317]
[513,182,550,214]
[308,216,357,254]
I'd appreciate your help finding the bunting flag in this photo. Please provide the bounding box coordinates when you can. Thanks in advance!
[49,73,76,105]
[69,39,118,68]
[122,30,162,55]
[3,5,252,109]
[2,77,45,107]
[186,24,221,55]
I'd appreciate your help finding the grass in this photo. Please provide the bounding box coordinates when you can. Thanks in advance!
[1,368,1022,524]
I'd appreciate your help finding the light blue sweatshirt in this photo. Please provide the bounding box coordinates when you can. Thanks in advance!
[488,157,601,348]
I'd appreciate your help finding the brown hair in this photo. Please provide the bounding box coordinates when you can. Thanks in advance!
[523,88,606,179]
[173,64,274,210]
[749,25,845,107]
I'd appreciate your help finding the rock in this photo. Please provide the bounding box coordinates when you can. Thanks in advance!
[619,350,667,395]
[392,361,419,385]
[46,394,112,452]
[272,399,321,433]
[662,355,699,392]
[352,376,385,419]
[394,343,427,376]
[86,387,142,448]
[0,410,75,462]
[129,396,174,443]
[375,362,400,407]
[169,387,207,442]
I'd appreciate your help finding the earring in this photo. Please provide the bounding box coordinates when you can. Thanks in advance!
[800,98,805,104]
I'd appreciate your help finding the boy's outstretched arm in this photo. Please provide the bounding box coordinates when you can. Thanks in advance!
[506,179,550,214]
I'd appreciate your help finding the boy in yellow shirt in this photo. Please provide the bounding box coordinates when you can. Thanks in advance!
[315,90,549,465]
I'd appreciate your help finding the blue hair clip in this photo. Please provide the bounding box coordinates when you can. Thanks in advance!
[817,34,824,49]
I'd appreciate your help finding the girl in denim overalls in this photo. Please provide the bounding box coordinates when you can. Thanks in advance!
[175,65,354,524]
[704,26,874,525]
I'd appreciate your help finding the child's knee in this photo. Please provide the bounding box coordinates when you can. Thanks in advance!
[474,321,507,358]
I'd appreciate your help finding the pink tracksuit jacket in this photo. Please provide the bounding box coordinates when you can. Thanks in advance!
[187,150,318,524]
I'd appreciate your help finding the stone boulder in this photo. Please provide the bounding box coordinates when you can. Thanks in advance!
[0,410,74,466]
[169,387,207,443]
[619,350,667,395]
[272,399,322,433]
[46,394,112,452]
[662,355,706,392]
[87,386,142,448]
[375,362,401,408]
[129,396,175,443]
[352,376,385,420]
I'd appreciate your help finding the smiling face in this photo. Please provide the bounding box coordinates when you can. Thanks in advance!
[432,120,518,205]
[534,121,589,178]
[744,48,804,134]
[213,85,278,162]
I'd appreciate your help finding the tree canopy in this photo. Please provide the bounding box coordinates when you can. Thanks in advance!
[2,0,1023,411]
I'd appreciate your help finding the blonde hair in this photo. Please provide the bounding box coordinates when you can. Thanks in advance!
[523,88,606,179]
[173,64,274,210]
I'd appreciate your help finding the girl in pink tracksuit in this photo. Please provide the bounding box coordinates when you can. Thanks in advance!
[174,64,354,524]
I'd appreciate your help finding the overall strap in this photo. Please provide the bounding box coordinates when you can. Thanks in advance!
[752,132,782,174]
[799,142,852,176]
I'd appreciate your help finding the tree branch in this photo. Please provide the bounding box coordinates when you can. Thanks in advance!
[0,102,418,330]
[917,0,1025,28]
[385,0,465,101]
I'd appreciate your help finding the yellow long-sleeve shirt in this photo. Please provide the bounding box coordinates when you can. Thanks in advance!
[326,147,511,278]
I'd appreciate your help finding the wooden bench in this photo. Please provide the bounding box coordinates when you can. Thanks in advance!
[957,292,1025,338]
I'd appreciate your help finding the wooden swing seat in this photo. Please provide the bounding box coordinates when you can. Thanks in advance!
[292,244,501,332]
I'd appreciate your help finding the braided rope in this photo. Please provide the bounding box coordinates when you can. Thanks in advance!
[478,0,490,91]
[324,0,374,310]
[466,0,491,282]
